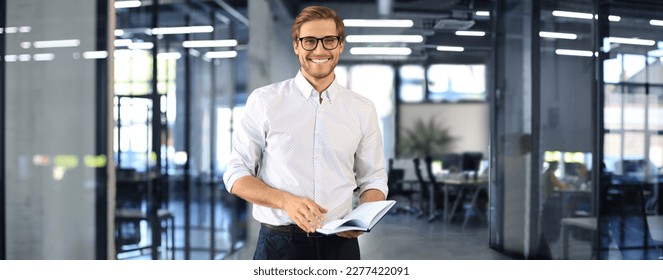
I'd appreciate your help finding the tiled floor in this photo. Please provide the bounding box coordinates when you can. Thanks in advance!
[117,182,512,260]
[116,183,662,260]
[225,211,511,260]
[117,194,511,260]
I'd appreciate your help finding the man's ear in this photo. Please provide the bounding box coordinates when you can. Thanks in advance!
[293,42,298,55]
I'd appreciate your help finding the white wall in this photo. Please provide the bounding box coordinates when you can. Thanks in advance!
[247,0,299,92]
[400,103,490,156]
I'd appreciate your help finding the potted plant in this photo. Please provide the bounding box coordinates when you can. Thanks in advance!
[398,116,456,158]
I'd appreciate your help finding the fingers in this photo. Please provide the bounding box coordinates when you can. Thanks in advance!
[293,216,315,233]
[302,200,327,226]
[296,206,321,232]
[284,197,327,233]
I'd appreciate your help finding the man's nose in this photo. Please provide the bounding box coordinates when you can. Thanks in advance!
[312,40,326,52]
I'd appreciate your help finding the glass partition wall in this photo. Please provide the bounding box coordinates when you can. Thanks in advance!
[597,0,662,260]
[537,0,597,260]
[2,0,112,259]
[113,1,247,260]
[492,0,663,259]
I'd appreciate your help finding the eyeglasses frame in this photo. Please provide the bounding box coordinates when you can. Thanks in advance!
[297,35,342,51]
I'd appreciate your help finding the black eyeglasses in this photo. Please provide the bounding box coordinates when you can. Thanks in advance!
[298,36,341,51]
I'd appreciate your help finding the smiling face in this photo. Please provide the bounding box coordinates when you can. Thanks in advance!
[294,19,344,86]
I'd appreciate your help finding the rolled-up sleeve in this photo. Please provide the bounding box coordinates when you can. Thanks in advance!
[354,104,388,198]
[222,91,265,192]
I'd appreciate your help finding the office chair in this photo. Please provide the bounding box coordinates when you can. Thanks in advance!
[412,158,431,218]
[387,167,419,214]
[424,156,454,222]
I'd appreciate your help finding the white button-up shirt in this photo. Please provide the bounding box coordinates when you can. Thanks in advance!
[223,71,388,225]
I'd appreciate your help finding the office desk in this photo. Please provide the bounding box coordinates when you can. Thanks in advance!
[555,188,591,211]
[560,217,597,259]
[561,215,663,259]
[428,175,487,226]
[647,216,663,242]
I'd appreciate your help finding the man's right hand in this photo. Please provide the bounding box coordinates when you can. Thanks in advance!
[281,195,328,233]
[230,176,327,233]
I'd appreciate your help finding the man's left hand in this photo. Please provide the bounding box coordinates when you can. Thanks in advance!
[335,189,387,238]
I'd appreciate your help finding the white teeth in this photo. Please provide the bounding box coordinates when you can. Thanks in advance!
[312,59,329,64]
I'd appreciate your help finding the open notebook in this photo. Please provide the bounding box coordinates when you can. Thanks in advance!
[316,200,396,235]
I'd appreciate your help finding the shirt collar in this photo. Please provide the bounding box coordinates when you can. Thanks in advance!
[294,70,339,102]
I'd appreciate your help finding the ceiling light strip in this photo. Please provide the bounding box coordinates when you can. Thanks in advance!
[552,10,621,21]
[115,1,142,9]
[607,37,655,46]
[33,53,55,61]
[33,39,81,48]
[151,26,214,35]
[608,15,621,22]
[436,46,464,52]
[555,49,594,57]
[539,31,577,40]
[83,51,109,59]
[349,47,411,55]
[182,39,238,48]
[650,19,663,26]
[455,31,485,37]
[345,35,423,43]
[343,19,414,28]
[129,42,154,50]
[552,10,593,19]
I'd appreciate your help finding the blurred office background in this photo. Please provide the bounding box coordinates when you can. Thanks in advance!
[1,0,662,260]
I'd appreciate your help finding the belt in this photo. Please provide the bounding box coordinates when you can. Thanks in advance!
[261,223,325,238]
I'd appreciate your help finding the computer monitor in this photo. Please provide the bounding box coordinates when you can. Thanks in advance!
[462,152,483,178]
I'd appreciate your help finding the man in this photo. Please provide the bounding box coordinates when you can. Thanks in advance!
[222,5,388,260]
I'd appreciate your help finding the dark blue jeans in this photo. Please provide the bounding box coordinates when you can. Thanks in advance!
[254,224,360,260]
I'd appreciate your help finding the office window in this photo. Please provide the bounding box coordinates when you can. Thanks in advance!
[334,65,349,88]
[114,50,151,96]
[652,135,663,168]
[399,65,425,103]
[603,55,663,176]
[427,64,486,102]
[113,49,178,171]
[217,106,245,172]
[114,97,153,171]
[348,64,394,119]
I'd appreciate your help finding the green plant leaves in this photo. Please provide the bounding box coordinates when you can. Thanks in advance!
[398,117,456,158]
